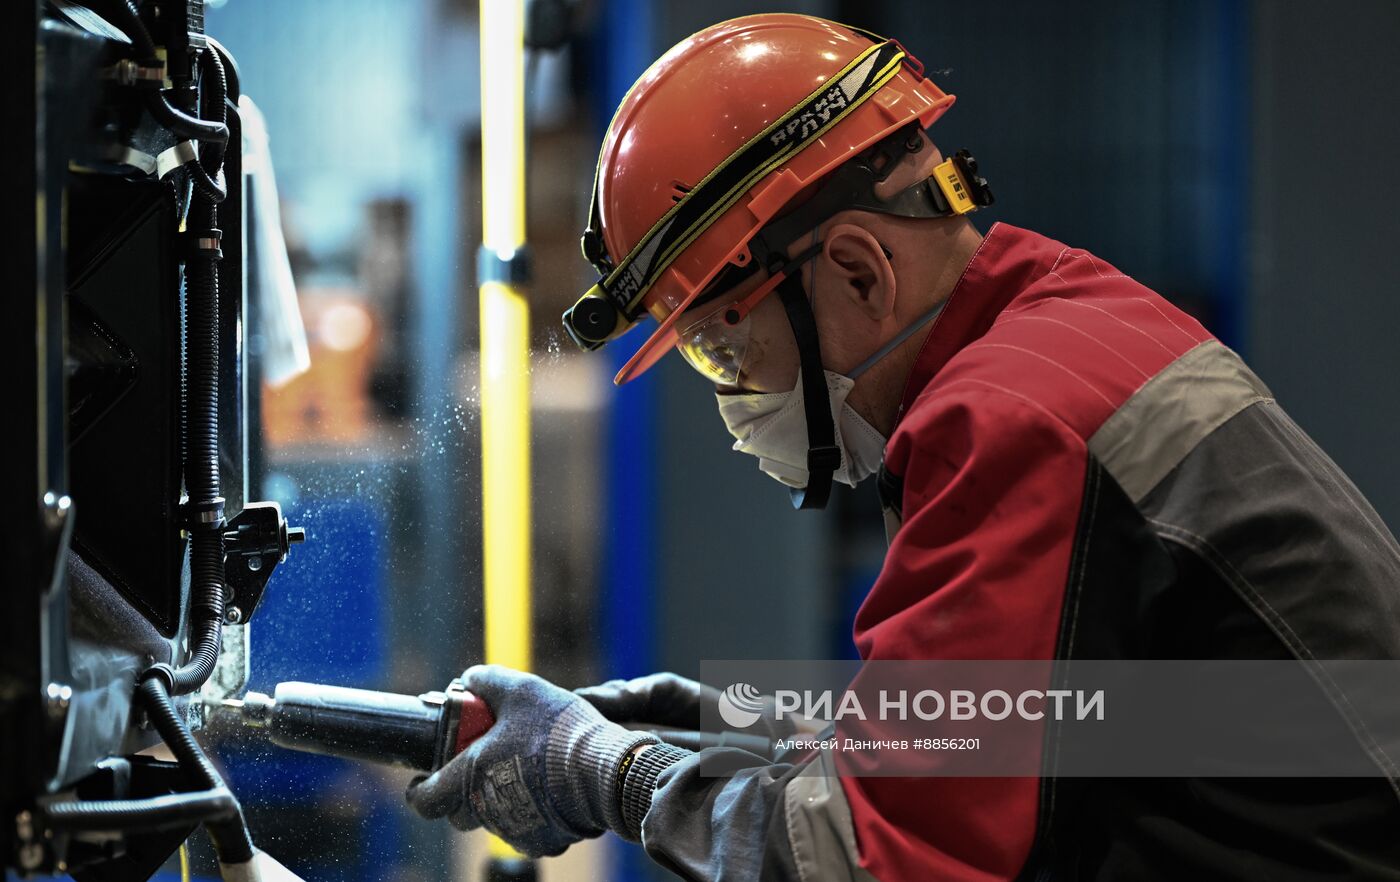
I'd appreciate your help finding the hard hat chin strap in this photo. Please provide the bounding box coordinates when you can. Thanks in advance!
[775,272,840,510]
[766,224,949,511]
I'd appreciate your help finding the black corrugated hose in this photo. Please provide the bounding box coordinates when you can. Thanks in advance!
[102,0,231,146]
[46,680,253,860]
[45,5,256,867]
[44,788,239,833]
[185,44,229,204]
[97,3,231,698]
[98,1,228,199]
[152,39,231,698]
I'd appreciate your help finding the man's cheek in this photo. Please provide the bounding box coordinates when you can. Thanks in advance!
[752,312,803,385]
[742,334,767,382]
[743,334,792,393]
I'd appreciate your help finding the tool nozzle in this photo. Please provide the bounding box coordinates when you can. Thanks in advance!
[214,691,275,726]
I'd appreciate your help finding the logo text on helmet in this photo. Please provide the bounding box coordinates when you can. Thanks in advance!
[770,86,851,147]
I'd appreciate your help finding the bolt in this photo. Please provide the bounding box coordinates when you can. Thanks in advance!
[18,843,42,871]
[15,810,42,871]
[225,606,243,624]
[287,526,307,544]
[247,556,263,572]
[41,492,71,532]
[44,683,72,720]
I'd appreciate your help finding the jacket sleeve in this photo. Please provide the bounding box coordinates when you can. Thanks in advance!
[635,743,878,882]
[632,386,1088,881]
[844,384,1089,881]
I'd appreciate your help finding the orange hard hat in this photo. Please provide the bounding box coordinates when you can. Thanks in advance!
[562,14,958,384]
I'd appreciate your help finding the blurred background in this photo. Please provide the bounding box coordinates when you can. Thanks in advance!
[170,0,1400,879]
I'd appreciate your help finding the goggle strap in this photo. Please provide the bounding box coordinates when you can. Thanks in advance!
[776,274,838,511]
[694,238,826,332]
[776,238,825,276]
[724,271,787,326]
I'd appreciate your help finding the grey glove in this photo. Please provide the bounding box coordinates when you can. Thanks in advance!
[577,672,797,741]
[404,665,659,858]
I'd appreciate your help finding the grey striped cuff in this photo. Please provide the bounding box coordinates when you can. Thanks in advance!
[619,743,692,841]
[545,704,658,837]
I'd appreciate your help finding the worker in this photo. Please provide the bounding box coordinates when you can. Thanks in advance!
[406,14,1400,880]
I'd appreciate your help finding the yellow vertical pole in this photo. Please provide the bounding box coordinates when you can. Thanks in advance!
[478,0,532,866]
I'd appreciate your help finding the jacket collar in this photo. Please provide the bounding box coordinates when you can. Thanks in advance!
[893,223,1063,427]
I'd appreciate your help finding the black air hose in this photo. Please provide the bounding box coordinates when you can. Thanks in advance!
[184,47,228,203]
[52,1,254,867]
[44,680,254,863]
[197,47,228,172]
[146,91,230,146]
[155,183,225,697]
[101,0,230,145]
[185,153,226,203]
[156,41,233,697]
[135,678,254,861]
[102,0,155,60]
[144,43,231,700]
[45,788,238,833]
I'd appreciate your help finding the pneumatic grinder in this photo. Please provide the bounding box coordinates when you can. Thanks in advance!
[216,680,495,771]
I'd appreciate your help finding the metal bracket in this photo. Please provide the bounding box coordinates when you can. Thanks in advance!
[155,140,198,180]
[476,245,533,287]
[221,501,304,625]
[199,617,250,721]
[102,58,166,87]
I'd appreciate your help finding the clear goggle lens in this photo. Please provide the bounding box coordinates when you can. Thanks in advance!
[676,303,752,386]
[672,255,796,385]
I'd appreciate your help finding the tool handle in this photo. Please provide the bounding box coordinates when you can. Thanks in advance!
[450,689,495,756]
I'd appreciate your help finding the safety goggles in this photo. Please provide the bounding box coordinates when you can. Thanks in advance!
[674,239,826,385]
[669,137,994,385]
[676,300,752,386]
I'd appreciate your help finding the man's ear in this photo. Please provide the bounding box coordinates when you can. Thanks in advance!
[821,222,896,321]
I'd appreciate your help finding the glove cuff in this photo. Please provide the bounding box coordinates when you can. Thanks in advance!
[545,703,657,837]
[619,743,691,841]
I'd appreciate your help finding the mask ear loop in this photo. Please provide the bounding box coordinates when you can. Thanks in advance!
[847,298,948,380]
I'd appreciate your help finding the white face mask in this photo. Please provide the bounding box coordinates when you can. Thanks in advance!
[716,369,887,488]
[713,294,947,490]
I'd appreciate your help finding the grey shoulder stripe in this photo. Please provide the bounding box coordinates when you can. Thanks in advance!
[1088,340,1273,504]
[782,748,877,882]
